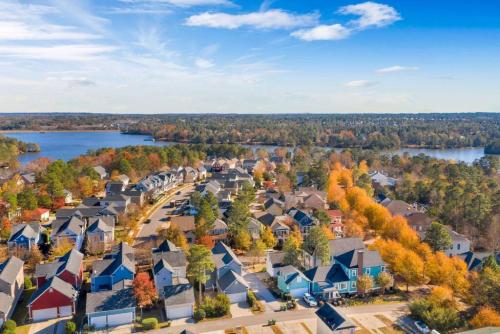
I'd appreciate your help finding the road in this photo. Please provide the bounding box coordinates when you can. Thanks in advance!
[134,184,194,246]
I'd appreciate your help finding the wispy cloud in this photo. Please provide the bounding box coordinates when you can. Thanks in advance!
[344,79,377,88]
[376,65,419,74]
[185,9,318,30]
[119,0,234,8]
[0,21,100,40]
[0,45,117,61]
[292,2,400,41]
[195,58,215,69]
[46,76,96,87]
[291,24,351,41]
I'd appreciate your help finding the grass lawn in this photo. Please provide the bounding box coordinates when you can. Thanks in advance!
[139,306,172,328]
[12,288,36,325]
[374,315,405,334]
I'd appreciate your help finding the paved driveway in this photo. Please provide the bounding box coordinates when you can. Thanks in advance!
[230,302,253,318]
[29,318,69,334]
[242,272,281,312]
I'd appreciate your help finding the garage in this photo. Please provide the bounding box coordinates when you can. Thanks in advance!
[90,316,107,329]
[107,312,134,327]
[32,308,58,322]
[228,292,247,303]
[289,288,309,298]
[166,304,193,320]
[59,305,73,317]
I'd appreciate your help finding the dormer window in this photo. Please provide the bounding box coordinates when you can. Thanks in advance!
[351,270,357,277]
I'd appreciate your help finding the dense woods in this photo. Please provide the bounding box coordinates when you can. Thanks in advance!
[0,135,39,169]
[1,113,499,149]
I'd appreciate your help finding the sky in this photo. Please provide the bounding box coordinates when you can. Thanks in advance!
[0,0,499,114]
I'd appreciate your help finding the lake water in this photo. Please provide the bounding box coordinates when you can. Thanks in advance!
[3,131,494,165]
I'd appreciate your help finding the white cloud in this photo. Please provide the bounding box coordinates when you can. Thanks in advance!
[195,58,214,69]
[107,6,172,15]
[46,76,96,87]
[291,24,351,41]
[344,80,377,88]
[0,21,100,40]
[0,45,117,61]
[376,65,419,73]
[339,1,401,30]
[119,0,234,8]
[185,9,318,30]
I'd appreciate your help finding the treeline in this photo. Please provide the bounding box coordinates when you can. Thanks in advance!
[1,113,499,149]
[0,135,40,169]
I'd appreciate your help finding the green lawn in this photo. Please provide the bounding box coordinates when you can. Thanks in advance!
[12,288,36,325]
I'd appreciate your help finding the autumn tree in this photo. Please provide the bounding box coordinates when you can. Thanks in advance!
[321,225,335,240]
[158,223,188,251]
[27,246,44,270]
[470,306,500,328]
[395,249,426,291]
[283,236,301,267]
[247,240,266,268]
[51,239,74,258]
[133,272,157,317]
[357,274,373,296]
[187,244,216,304]
[260,227,276,248]
[234,230,252,251]
[375,271,394,295]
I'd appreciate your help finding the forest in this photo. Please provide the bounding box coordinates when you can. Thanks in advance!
[1,113,499,150]
[0,135,40,169]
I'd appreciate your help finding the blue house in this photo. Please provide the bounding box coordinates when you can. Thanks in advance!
[287,208,316,235]
[91,243,135,292]
[8,223,41,251]
[276,265,311,298]
[305,248,387,300]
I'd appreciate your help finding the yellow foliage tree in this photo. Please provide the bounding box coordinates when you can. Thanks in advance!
[470,306,500,328]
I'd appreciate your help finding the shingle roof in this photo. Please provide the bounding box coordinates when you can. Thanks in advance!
[93,242,135,276]
[153,240,178,253]
[164,284,195,306]
[267,251,285,268]
[0,256,23,285]
[383,200,417,217]
[0,292,14,314]
[35,249,83,279]
[459,251,494,271]
[264,198,284,210]
[153,251,187,274]
[28,276,77,305]
[304,264,349,284]
[335,250,385,269]
[257,213,276,227]
[212,241,242,269]
[87,217,114,233]
[218,270,248,292]
[51,216,85,237]
[316,303,356,330]
[8,223,40,242]
[276,265,310,285]
[86,288,135,314]
[171,216,195,232]
[328,238,364,257]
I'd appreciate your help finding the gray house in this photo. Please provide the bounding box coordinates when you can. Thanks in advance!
[0,256,24,327]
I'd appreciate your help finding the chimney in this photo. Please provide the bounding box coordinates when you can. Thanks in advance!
[357,250,364,294]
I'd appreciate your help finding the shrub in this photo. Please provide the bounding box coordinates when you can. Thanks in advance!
[64,321,77,334]
[409,298,462,332]
[2,320,16,334]
[194,309,206,321]
[247,290,257,307]
[199,294,230,318]
[141,318,159,330]
[24,277,33,290]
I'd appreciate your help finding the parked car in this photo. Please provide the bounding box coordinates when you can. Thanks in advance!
[303,293,318,307]
[414,321,430,334]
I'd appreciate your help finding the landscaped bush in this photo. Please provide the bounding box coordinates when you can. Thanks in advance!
[1,320,16,334]
[64,321,76,334]
[199,294,230,318]
[141,318,159,330]
[409,299,463,332]
[24,277,33,289]
[247,290,257,307]
[194,309,206,321]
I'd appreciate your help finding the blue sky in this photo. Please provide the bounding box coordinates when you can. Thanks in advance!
[0,0,499,113]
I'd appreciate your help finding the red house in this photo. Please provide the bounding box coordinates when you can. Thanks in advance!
[35,249,84,288]
[27,276,78,321]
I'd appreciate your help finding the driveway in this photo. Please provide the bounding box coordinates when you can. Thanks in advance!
[242,272,281,312]
[29,318,69,334]
[230,302,253,318]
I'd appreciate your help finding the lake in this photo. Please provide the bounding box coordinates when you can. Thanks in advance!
[3,131,494,165]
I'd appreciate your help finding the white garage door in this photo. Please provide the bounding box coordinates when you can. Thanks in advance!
[108,312,134,327]
[33,308,58,321]
[166,305,193,320]
[59,306,72,317]
[290,288,308,298]
[90,316,108,329]
[228,292,247,303]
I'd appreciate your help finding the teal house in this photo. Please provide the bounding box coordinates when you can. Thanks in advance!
[276,265,311,298]
[304,249,387,301]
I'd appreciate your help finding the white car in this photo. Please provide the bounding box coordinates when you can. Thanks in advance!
[302,293,317,307]
[414,321,430,334]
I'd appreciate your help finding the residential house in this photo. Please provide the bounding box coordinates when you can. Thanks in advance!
[459,251,499,271]
[210,241,248,303]
[117,174,130,186]
[327,210,343,237]
[93,166,108,179]
[20,172,36,185]
[303,238,365,270]
[303,193,328,211]
[181,167,198,183]
[288,208,316,236]
[406,212,433,233]
[91,243,135,292]
[271,219,291,243]
[30,208,50,222]
[208,219,229,243]
[152,241,188,297]
[86,288,136,329]
[369,171,397,188]
[446,229,471,257]
[0,256,24,327]
[63,190,73,204]
[316,303,356,334]
[247,217,263,240]
[198,166,207,179]
[171,216,196,243]
[382,200,420,217]
[35,249,84,288]
[266,251,285,277]
[51,216,86,250]
[276,265,311,298]
[164,284,194,320]
[7,222,41,251]
[105,181,126,195]
[264,197,285,216]
[86,217,115,253]
[27,277,78,321]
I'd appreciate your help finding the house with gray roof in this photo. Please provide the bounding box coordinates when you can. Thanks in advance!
[0,256,24,327]
[217,269,249,303]
[93,166,108,179]
[86,287,136,329]
[27,276,78,321]
[266,251,285,277]
[152,242,188,297]
[91,242,135,292]
[7,222,41,251]
[86,217,115,253]
[276,265,311,298]
[164,284,194,320]
[35,248,84,288]
[51,215,86,250]
[316,303,356,334]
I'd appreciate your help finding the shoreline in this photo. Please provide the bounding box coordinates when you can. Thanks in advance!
[0,129,120,133]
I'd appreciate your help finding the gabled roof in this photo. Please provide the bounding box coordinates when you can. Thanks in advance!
[153,240,178,253]
[28,276,77,305]
[218,269,248,292]
[8,222,40,242]
[264,197,284,210]
[164,284,194,306]
[153,251,187,274]
[212,241,242,269]
[335,249,385,269]
[257,213,276,227]
[92,242,135,277]
[171,216,195,232]
[87,217,114,234]
[267,251,285,268]
[304,264,349,284]
[86,288,135,314]
[212,218,228,230]
[288,208,314,227]
[327,238,364,257]
[382,200,417,217]
[51,216,85,237]
[0,256,24,286]
[459,251,495,271]
[276,265,310,285]
[316,303,356,331]
[35,248,83,279]
[93,166,107,177]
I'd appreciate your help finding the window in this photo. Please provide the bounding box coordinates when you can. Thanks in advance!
[351,281,356,289]
[351,270,357,277]
[381,266,386,272]
[297,276,302,283]
[340,282,348,290]
[457,243,461,250]
[365,268,371,275]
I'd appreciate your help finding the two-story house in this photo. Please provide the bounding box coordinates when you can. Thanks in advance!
[86,217,115,253]
[7,222,41,251]
[35,249,84,288]
[0,256,24,327]
[51,216,86,250]
[91,242,135,292]
[276,265,311,298]
[208,219,229,243]
[152,240,188,297]
[28,276,78,321]
[288,208,316,236]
